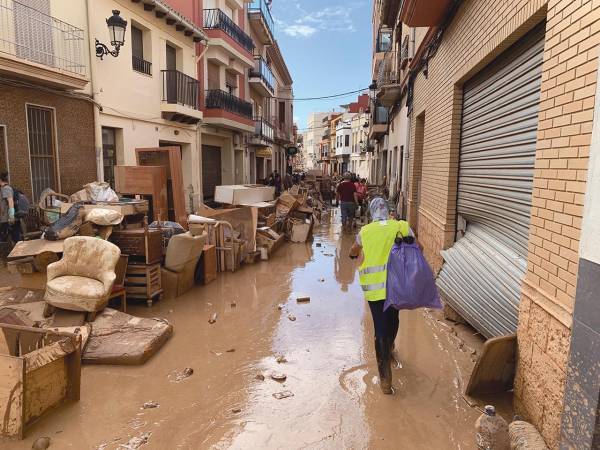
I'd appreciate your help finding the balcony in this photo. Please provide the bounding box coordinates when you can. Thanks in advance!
[369,104,389,141]
[248,0,274,45]
[379,0,403,27]
[249,117,274,145]
[160,70,202,124]
[377,51,402,107]
[132,55,151,76]
[203,9,254,55]
[204,89,254,132]
[249,56,274,97]
[0,0,87,89]
[401,0,451,27]
[270,116,292,145]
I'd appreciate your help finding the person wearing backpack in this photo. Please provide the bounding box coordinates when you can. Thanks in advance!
[0,171,22,243]
[349,197,415,394]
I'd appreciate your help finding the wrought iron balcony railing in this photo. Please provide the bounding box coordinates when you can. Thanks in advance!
[248,0,274,38]
[161,70,200,110]
[132,55,151,75]
[254,117,274,142]
[0,0,85,75]
[205,89,253,119]
[249,56,274,93]
[377,50,399,86]
[203,9,254,53]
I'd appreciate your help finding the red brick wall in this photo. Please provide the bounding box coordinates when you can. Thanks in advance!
[0,85,96,200]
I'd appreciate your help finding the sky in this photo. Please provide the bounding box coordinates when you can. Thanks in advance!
[269,0,373,133]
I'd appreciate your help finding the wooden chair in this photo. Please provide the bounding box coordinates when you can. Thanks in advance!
[109,254,129,312]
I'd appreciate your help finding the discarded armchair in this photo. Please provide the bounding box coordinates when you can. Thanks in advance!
[44,236,121,319]
[162,231,206,299]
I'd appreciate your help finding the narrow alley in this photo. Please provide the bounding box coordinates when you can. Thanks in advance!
[3,212,495,450]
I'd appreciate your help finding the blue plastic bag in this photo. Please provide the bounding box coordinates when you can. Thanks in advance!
[384,242,442,311]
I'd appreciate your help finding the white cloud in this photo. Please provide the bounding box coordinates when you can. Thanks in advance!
[273,2,364,38]
[283,24,317,37]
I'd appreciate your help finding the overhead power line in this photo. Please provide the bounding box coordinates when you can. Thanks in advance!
[283,87,370,101]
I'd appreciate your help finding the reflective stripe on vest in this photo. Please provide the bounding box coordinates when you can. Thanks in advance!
[361,282,386,292]
[359,264,387,276]
[358,219,410,301]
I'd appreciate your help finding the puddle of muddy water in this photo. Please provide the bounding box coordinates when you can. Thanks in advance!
[0,209,510,450]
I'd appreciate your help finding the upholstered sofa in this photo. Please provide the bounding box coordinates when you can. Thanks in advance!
[44,236,121,314]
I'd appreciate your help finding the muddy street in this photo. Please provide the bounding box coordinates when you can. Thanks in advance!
[3,212,488,450]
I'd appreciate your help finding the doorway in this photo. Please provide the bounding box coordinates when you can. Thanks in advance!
[202,145,222,200]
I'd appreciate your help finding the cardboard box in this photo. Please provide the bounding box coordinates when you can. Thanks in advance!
[201,245,217,284]
[288,219,313,243]
[214,185,275,205]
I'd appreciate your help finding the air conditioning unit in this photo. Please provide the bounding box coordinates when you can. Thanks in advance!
[233,133,241,146]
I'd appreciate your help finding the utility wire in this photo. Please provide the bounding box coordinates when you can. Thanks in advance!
[278,87,369,101]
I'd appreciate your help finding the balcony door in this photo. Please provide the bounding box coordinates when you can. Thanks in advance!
[14,0,54,67]
[165,44,177,103]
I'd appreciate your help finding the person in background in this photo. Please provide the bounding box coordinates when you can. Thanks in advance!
[336,172,359,231]
[0,171,21,244]
[355,178,368,221]
[273,170,282,196]
[349,197,414,394]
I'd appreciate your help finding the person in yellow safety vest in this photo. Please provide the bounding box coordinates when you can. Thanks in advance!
[349,197,414,394]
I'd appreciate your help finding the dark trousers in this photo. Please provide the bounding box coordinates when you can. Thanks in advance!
[368,299,399,342]
[0,221,22,243]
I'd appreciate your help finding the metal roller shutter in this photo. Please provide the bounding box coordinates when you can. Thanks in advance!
[437,24,545,338]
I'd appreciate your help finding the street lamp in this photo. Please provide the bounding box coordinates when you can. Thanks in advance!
[96,10,128,59]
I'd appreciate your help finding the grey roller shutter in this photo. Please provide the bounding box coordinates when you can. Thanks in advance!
[437,24,545,338]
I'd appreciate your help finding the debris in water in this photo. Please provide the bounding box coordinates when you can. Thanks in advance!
[210,350,223,357]
[323,253,334,257]
[208,313,218,324]
[168,309,173,314]
[288,314,296,321]
[142,401,159,409]
[316,243,322,247]
[169,367,194,382]
[318,278,325,282]
[32,437,51,450]
[296,294,310,303]
[231,408,242,414]
[231,301,237,307]
[272,390,294,400]
[255,373,265,381]
[276,355,287,363]
[119,432,151,449]
[226,348,235,353]
[271,372,287,382]
[277,303,284,310]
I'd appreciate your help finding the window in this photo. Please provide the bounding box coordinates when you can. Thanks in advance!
[345,135,350,147]
[279,101,285,125]
[131,25,151,75]
[102,127,117,188]
[27,105,57,201]
[377,29,392,52]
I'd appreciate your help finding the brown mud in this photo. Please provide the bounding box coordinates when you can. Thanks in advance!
[1,210,511,449]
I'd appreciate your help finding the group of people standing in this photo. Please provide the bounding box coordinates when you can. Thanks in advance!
[335,172,369,231]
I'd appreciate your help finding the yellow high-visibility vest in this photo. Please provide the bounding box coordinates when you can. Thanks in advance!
[358,219,410,301]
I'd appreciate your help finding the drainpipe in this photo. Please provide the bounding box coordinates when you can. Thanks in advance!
[85,0,103,182]
[401,27,417,218]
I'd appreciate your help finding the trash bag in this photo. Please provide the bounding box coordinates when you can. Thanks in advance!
[384,240,442,311]
[44,202,84,241]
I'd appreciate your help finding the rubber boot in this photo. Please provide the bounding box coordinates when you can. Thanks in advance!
[375,337,393,394]
[389,338,402,369]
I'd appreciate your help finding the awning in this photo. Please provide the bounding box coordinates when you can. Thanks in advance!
[256,147,272,158]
